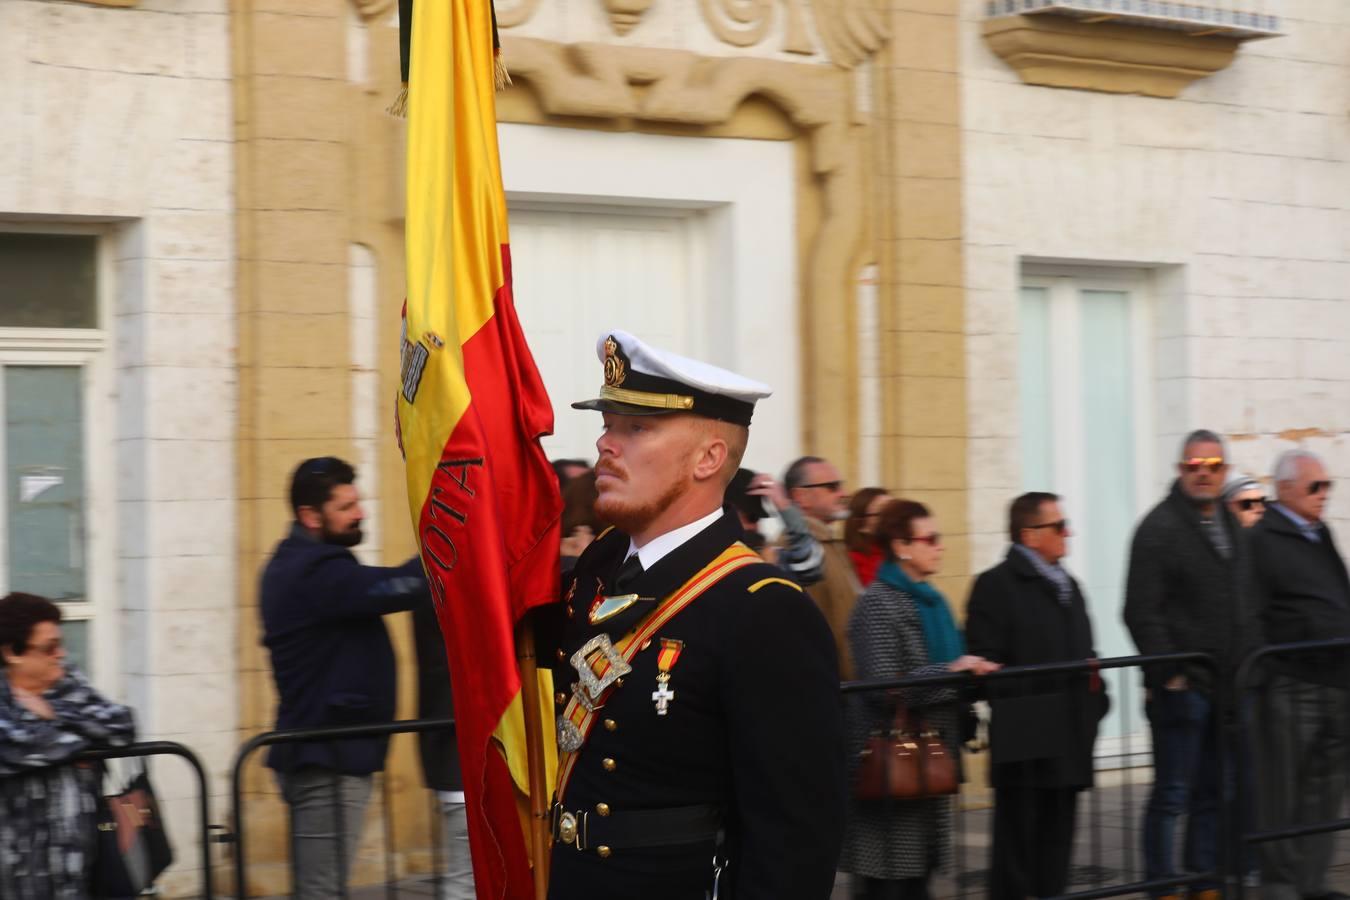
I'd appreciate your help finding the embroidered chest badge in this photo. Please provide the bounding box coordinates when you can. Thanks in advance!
[652,638,684,716]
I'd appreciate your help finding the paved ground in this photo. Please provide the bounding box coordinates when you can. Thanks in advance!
[258,776,1350,899]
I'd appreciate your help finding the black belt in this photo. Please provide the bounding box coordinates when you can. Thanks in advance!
[550,802,723,852]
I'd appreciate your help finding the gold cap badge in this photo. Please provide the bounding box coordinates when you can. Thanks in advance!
[603,335,627,387]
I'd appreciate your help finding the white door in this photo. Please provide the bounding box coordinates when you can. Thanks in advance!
[508,205,705,463]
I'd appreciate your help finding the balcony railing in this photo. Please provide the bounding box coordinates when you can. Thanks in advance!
[986,0,1282,39]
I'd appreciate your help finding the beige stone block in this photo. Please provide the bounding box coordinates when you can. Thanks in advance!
[895,121,962,179]
[890,11,959,72]
[251,12,345,79]
[898,436,968,489]
[896,331,965,379]
[148,212,234,261]
[891,69,960,125]
[152,259,235,315]
[936,532,971,590]
[252,210,348,264]
[31,4,183,76]
[154,134,232,215]
[253,261,347,314]
[176,77,234,142]
[250,75,352,143]
[184,9,232,79]
[255,365,352,439]
[144,367,237,441]
[253,139,347,212]
[895,284,964,333]
[255,311,350,369]
[895,488,967,528]
[896,238,963,287]
[897,376,966,437]
[898,177,961,240]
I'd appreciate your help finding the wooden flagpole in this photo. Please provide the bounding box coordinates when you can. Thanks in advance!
[516,614,552,900]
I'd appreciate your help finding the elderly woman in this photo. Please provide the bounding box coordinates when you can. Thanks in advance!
[842,501,997,900]
[0,592,135,899]
[845,487,892,587]
[1223,472,1267,528]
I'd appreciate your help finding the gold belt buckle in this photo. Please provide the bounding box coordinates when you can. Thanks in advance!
[557,811,578,846]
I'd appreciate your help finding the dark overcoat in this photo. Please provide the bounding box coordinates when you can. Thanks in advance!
[541,510,845,900]
[964,548,1106,790]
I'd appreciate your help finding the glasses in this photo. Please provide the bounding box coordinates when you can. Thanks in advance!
[909,533,942,546]
[1026,519,1069,535]
[1236,497,1267,511]
[801,481,843,492]
[1310,480,1333,496]
[1182,457,1226,473]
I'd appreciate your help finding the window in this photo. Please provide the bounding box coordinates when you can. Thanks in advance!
[1018,269,1156,763]
[0,231,107,675]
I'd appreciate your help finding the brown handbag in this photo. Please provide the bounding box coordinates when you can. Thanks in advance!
[854,704,958,801]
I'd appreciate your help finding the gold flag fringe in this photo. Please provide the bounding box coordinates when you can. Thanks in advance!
[386,82,409,118]
[494,51,512,91]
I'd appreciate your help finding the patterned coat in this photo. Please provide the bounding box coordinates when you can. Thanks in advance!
[0,668,136,900]
[840,581,964,881]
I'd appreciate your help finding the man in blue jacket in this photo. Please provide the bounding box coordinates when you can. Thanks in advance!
[260,456,429,899]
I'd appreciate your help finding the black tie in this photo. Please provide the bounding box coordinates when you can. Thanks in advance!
[613,554,644,594]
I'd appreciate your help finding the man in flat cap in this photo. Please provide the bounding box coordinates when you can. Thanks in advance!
[542,331,845,900]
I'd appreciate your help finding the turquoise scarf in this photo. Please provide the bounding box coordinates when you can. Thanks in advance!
[877,560,964,666]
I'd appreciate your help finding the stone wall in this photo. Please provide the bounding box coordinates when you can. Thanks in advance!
[0,0,238,895]
[961,0,1350,573]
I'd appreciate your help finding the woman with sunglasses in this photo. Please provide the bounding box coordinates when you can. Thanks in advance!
[0,592,135,899]
[1222,473,1267,528]
[841,500,998,900]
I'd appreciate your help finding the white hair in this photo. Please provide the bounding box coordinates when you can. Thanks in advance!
[1273,448,1323,484]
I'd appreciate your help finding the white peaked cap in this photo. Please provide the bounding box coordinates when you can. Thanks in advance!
[571,329,772,426]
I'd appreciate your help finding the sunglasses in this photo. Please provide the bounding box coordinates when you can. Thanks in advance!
[1026,519,1069,535]
[801,481,843,492]
[1182,457,1226,474]
[909,533,942,546]
[28,639,63,657]
[1309,480,1333,496]
[1236,497,1266,511]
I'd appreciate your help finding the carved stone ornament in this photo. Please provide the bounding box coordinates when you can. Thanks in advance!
[696,0,889,67]
[603,0,656,35]
[352,0,397,20]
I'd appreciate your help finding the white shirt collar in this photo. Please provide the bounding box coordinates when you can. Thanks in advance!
[626,508,724,571]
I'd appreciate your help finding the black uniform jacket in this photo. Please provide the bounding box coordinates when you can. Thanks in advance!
[964,548,1106,790]
[540,510,846,900]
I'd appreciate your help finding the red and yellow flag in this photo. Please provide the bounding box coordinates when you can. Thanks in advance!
[398,1,560,896]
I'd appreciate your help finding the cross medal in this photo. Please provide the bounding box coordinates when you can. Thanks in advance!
[653,638,684,716]
[652,675,675,716]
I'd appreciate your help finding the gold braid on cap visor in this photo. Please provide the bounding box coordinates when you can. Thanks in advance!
[599,384,695,410]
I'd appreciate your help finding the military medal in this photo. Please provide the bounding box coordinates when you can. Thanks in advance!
[652,638,683,716]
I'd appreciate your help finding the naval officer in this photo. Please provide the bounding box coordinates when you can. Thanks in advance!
[543,331,845,900]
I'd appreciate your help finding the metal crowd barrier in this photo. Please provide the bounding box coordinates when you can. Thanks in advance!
[842,651,1224,900]
[1234,637,1350,900]
[227,717,456,900]
[76,739,217,900]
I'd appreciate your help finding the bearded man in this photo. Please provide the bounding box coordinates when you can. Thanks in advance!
[542,331,845,900]
[259,456,431,899]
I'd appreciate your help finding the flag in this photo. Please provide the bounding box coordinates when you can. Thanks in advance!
[397,1,561,897]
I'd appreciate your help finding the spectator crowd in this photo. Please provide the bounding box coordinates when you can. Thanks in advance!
[1,428,1345,899]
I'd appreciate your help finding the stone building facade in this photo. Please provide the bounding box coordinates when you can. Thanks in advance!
[0,0,1346,894]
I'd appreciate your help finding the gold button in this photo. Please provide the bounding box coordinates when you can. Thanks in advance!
[555,692,567,705]
[615,677,625,687]
[602,757,616,772]
[556,649,566,662]
[596,803,610,816]
[603,718,617,732]
[597,845,612,858]
[566,605,575,618]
